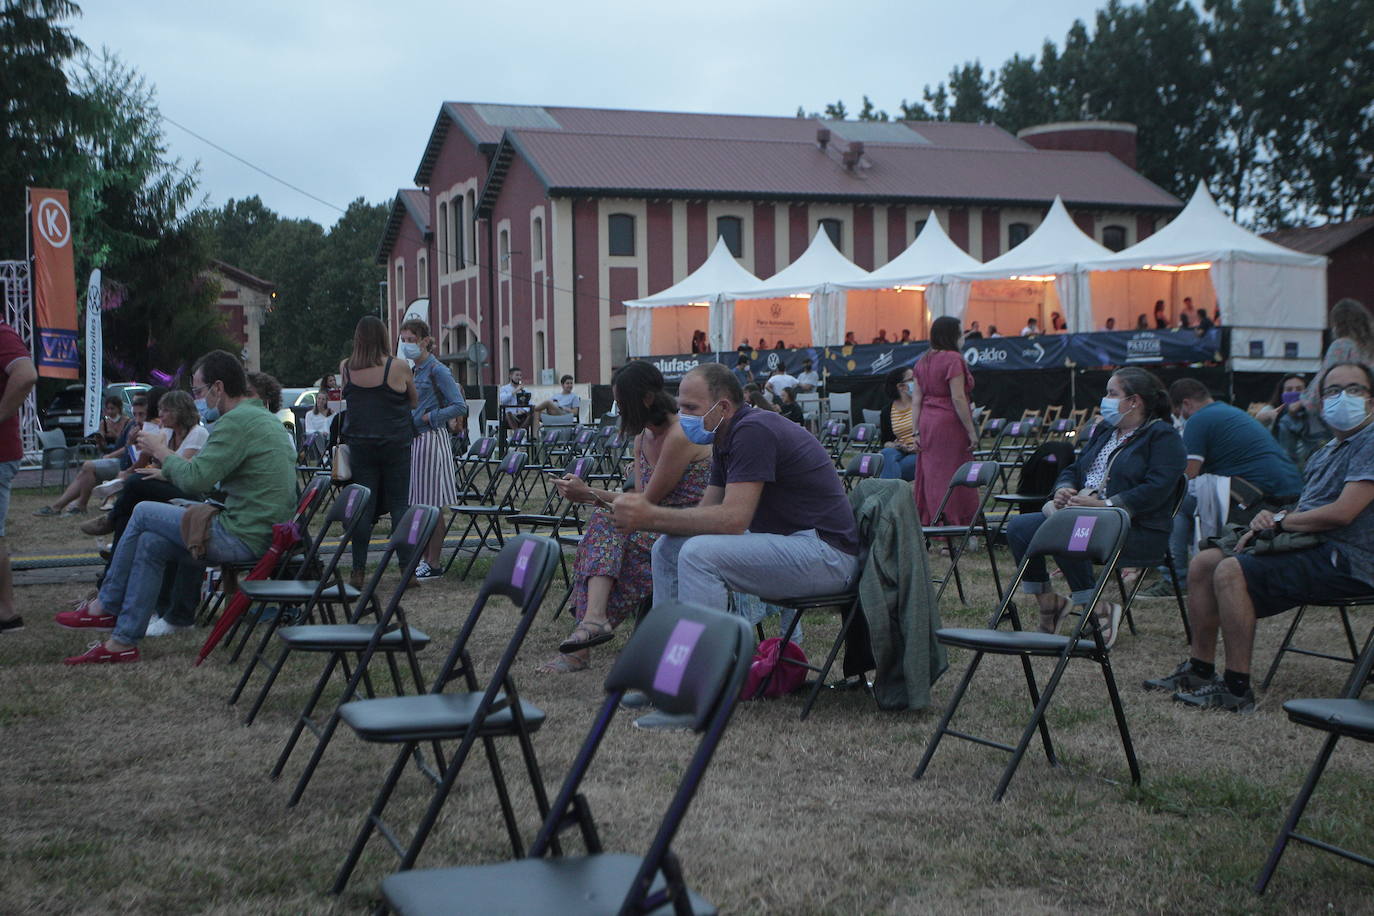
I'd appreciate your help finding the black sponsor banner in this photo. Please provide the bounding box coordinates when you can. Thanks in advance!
[1066,328,1224,368]
[961,335,1070,371]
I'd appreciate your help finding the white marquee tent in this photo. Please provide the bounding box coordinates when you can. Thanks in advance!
[624,237,760,357]
[722,229,868,348]
[1079,183,1329,370]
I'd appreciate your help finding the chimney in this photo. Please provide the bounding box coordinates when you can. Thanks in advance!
[816,127,831,151]
[842,140,864,171]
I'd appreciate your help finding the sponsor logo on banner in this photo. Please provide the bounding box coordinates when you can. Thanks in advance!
[1026,342,1045,363]
[769,302,783,319]
[28,188,79,379]
[869,349,894,373]
[1126,333,1162,363]
[650,355,708,381]
[964,345,1008,367]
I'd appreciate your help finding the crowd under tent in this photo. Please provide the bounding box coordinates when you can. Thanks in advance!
[1079,184,1328,371]
[721,229,868,349]
[948,197,1111,335]
[624,238,760,357]
[835,214,983,342]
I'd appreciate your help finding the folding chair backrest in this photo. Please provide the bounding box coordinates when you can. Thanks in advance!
[981,418,1006,439]
[846,452,885,480]
[468,436,497,460]
[930,460,1000,528]
[541,413,576,428]
[509,427,529,446]
[1025,506,1130,566]
[573,428,597,452]
[566,455,594,481]
[497,449,528,477]
[349,504,442,627]
[850,423,878,447]
[300,482,372,582]
[294,474,332,526]
[480,534,562,608]
[38,427,66,450]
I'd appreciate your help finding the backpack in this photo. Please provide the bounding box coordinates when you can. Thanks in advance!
[1014,442,1077,513]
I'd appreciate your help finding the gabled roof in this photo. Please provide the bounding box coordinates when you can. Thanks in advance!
[838,211,982,288]
[953,197,1111,279]
[375,188,431,265]
[209,259,274,292]
[1262,216,1374,256]
[625,237,760,308]
[730,229,868,298]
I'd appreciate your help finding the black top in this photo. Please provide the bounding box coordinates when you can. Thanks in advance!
[342,359,412,444]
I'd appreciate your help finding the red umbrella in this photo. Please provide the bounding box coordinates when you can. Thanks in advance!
[195,521,302,665]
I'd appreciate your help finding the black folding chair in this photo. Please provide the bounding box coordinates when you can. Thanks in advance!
[440,449,528,578]
[331,535,562,893]
[265,505,442,805]
[839,451,885,492]
[1255,624,1374,893]
[1261,597,1374,691]
[378,600,754,916]
[1113,476,1191,643]
[453,436,499,505]
[914,507,1139,801]
[848,422,880,454]
[923,459,1005,604]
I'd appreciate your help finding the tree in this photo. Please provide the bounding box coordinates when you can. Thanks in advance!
[857,95,889,122]
[947,62,997,123]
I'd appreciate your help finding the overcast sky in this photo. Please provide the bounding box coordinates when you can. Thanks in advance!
[76,0,1120,228]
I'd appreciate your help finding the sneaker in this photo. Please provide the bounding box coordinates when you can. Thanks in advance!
[32,505,61,517]
[64,641,140,665]
[632,710,695,732]
[55,608,117,630]
[0,615,23,634]
[619,690,654,711]
[1093,602,1124,649]
[144,616,189,637]
[80,514,115,536]
[1143,660,1218,693]
[1139,578,1185,598]
[1173,681,1256,713]
[414,561,443,581]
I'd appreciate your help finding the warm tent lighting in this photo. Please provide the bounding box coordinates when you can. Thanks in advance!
[1009,274,1057,282]
[788,293,811,299]
[893,284,927,292]
[1142,263,1212,272]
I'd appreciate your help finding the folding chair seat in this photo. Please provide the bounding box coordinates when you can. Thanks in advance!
[331,535,562,892]
[453,437,499,505]
[440,450,528,578]
[839,451,884,492]
[1260,596,1374,691]
[377,600,753,915]
[1255,629,1374,893]
[914,506,1139,800]
[923,460,1005,604]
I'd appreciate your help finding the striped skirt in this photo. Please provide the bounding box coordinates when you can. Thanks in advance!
[409,427,458,507]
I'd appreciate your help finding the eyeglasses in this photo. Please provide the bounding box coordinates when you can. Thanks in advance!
[190,383,209,397]
[1321,383,1371,398]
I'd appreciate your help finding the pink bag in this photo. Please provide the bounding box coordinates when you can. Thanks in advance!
[741,637,808,699]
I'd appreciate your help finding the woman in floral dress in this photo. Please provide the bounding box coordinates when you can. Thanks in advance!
[538,361,711,673]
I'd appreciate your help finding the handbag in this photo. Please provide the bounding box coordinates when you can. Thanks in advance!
[1206,522,1323,557]
[330,443,352,482]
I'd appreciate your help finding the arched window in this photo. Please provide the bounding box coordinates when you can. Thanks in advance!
[1102,224,1127,252]
[498,228,510,274]
[437,202,448,273]
[465,190,476,264]
[716,215,743,258]
[395,263,405,307]
[535,330,546,373]
[912,219,927,238]
[531,216,544,262]
[1008,222,1032,249]
[608,213,635,256]
[452,197,464,269]
[416,253,428,297]
[818,218,843,248]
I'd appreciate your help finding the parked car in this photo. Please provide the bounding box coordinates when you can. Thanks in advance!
[40,384,86,444]
[105,382,151,415]
[276,387,320,436]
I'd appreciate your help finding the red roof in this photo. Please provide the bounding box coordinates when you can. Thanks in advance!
[1263,217,1374,256]
[376,188,431,265]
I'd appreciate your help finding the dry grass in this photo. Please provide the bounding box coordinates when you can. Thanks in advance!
[3,484,1374,914]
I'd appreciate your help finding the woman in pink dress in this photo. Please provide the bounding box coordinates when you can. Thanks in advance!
[912,316,980,525]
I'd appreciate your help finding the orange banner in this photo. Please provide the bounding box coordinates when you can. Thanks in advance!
[28,188,79,379]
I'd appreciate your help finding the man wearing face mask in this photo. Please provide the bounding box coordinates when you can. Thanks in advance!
[1146,361,1374,712]
[613,362,859,615]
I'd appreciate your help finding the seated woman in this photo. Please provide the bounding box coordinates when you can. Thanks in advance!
[777,386,805,425]
[878,365,918,481]
[301,390,335,458]
[35,396,149,516]
[538,361,712,673]
[1004,367,1185,648]
[91,395,130,452]
[1256,373,1329,471]
[80,390,207,540]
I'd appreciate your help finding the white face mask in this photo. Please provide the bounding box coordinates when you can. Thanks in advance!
[1323,391,1369,431]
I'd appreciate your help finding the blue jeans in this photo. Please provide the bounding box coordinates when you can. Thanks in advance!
[1156,492,1196,589]
[652,529,858,611]
[879,447,917,481]
[1005,511,1097,606]
[100,501,256,644]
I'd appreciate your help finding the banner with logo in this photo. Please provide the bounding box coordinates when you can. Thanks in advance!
[83,269,103,436]
[1066,328,1223,368]
[27,188,79,379]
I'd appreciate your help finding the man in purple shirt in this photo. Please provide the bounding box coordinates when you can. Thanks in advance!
[613,362,859,614]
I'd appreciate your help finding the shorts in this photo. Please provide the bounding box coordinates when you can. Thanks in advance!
[0,459,18,537]
[1234,545,1374,618]
[91,458,121,482]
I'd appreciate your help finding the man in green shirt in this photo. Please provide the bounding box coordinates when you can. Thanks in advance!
[57,351,297,664]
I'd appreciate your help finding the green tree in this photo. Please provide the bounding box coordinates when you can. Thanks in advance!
[947,62,996,123]
[857,95,889,121]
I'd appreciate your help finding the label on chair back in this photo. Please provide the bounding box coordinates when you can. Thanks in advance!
[859,455,871,475]
[1010,422,1022,435]
[854,427,867,441]
[479,440,492,456]
[346,489,360,515]
[1067,516,1098,552]
[510,539,538,588]
[653,619,706,697]
[407,512,424,545]
[966,462,983,483]
[573,458,588,478]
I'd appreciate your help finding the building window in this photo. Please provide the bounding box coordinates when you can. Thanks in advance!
[1102,224,1127,252]
[417,254,428,297]
[535,330,545,374]
[453,197,465,269]
[716,215,743,258]
[531,216,544,262]
[1008,222,1032,249]
[437,202,448,274]
[818,218,843,248]
[395,263,405,307]
[465,190,476,264]
[610,327,627,369]
[913,219,927,238]
[608,213,635,256]
[498,228,510,274]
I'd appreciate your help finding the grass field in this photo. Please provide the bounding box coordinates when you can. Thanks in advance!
[3,483,1373,914]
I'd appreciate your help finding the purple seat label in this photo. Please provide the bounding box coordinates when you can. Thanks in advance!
[966,462,983,483]
[479,440,491,456]
[859,455,871,474]
[1067,516,1097,552]
[511,539,537,587]
[346,489,360,515]
[1011,422,1021,435]
[407,511,424,545]
[653,619,706,697]
[574,458,587,478]
[855,428,867,440]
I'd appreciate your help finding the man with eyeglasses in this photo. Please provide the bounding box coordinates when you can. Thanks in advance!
[1145,361,1374,712]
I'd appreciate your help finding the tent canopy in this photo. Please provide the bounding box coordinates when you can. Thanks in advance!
[729,228,868,298]
[837,212,981,289]
[625,237,760,308]
[625,237,760,356]
[951,196,1111,280]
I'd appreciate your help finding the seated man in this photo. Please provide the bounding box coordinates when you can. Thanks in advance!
[497,366,533,430]
[1142,378,1304,598]
[763,365,800,404]
[1145,361,1374,712]
[795,358,819,393]
[614,362,859,616]
[531,374,580,423]
[56,350,297,664]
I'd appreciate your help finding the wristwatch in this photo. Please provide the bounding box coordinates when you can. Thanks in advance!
[1272,510,1287,533]
[1104,497,1115,508]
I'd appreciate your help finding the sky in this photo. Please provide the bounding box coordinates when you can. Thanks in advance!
[75,0,1121,228]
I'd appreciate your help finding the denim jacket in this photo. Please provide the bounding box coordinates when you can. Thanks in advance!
[1055,418,1186,538]
[410,357,467,435]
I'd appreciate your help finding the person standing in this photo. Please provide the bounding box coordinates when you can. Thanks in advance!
[1306,299,1374,409]
[341,316,417,589]
[399,318,466,580]
[0,323,35,633]
[911,316,979,526]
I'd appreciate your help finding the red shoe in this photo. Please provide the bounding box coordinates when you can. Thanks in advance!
[63,641,140,665]
[55,608,117,630]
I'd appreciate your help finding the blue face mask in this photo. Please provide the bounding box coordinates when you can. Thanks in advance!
[680,402,723,444]
[905,381,916,396]
[1323,391,1368,431]
[399,341,422,361]
[1099,396,1122,426]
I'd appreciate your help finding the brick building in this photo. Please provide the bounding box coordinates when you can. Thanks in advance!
[1264,217,1374,315]
[377,104,1179,384]
[207,260,274,371]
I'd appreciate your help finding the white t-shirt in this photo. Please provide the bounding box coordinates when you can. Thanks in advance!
[1021,325,1037,336]
[551,391,581,410]
[304,409,333,436]
[796,370,820,388]
[173,425,209,457]
[765,374,800,400]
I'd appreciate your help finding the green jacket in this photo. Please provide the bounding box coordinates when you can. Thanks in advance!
[160,398,296,555]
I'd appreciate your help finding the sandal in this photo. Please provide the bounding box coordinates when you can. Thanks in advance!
[535,652,589,674]
[1037,594,1072,635]
[559,619,615,653]
[32,506,61,517]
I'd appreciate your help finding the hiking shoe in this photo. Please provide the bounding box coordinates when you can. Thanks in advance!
[63,641,140,665]
[1139,578,1184,598]
[0,615,23,634]
[633,710,695,732]
[1144,660,1218,693]
[55,608,117,630]
[414,561,443,581]
[80,514,115,536]
[1173,681,1255,713]
[144,616,190,637]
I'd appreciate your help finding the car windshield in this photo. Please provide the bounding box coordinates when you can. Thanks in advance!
[48,390,83,410]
